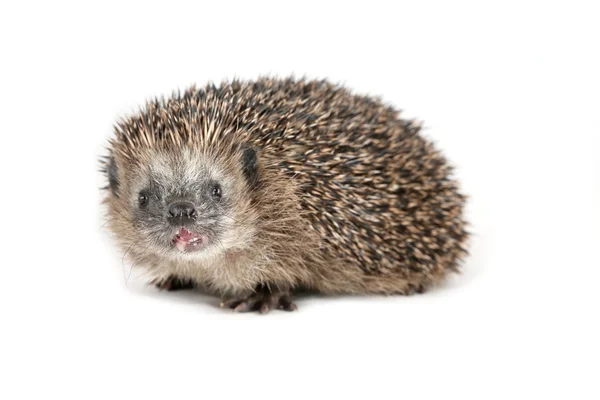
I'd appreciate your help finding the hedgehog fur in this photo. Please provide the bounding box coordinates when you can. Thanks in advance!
[102,77,469,310]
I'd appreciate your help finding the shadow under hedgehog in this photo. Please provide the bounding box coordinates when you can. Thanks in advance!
[101,77,469,314]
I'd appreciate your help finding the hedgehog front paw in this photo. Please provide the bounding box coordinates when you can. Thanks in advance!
[150,275,196,291]
[220,286,297,314]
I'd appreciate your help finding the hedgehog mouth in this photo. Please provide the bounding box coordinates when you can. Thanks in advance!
[172,228,208,253]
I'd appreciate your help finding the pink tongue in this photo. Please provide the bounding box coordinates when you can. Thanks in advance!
[178,228,195,240]
[175,228,199,251]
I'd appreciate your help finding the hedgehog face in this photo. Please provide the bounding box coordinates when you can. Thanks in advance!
[106,146,258,261]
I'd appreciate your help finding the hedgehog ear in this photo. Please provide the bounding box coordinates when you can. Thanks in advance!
[106,154,120,197]
[239,143,259,188]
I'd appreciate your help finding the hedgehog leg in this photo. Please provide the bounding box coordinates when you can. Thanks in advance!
[220,285,297,314]
[151,275,196,291]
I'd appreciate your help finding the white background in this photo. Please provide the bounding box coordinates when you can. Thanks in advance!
[1,1,598,399]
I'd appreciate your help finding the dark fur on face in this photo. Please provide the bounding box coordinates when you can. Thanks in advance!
[105,144,262,267]
[106,154,119,197]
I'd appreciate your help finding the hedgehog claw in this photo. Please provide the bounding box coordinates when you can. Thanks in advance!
[222,286,297,314]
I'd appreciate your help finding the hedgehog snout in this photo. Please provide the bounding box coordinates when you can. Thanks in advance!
[167,201,197,227]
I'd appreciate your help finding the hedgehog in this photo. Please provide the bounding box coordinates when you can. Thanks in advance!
[101,77,469,313]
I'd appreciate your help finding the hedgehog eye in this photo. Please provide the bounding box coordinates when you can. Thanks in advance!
[211,184,222,200]
[139,192,149,207]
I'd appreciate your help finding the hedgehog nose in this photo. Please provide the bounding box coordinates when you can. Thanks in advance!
[167,202,197,226]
